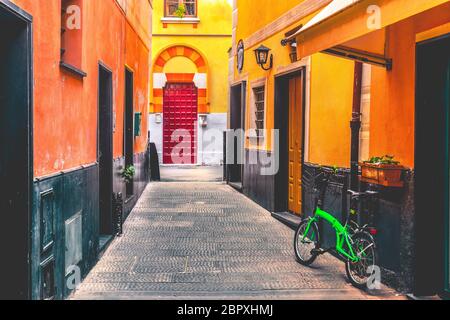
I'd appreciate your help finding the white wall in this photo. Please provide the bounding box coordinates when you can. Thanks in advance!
[149,113,227,166]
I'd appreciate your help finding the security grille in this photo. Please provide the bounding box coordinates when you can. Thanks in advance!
[253,86,265,137]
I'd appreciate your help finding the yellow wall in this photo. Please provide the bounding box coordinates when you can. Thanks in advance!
[152,37,231,113]
[153,0,232,36]
[151,0,232,114]
[234,21,302,150]
[308,54,354,168]
[234,0,450,171]
[233,0,354,169]
[235,0,304,39]
[233,0,322,150]
[164,56,197,73]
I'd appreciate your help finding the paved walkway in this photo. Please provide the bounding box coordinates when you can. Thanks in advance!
[73,169,403,300]
[160,166,223,182]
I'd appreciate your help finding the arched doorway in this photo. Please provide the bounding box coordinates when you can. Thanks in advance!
[152,45,209,165]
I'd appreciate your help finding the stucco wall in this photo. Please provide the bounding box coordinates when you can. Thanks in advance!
[369,3,450,168]
[151,37,231,114]
[149,113,227,165]
[150,0,232,165]
[308,53,354,168]
[11,0,152,177]
[233,0,339,157]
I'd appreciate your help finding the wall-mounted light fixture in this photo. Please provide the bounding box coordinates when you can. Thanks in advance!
[254,45,273,71]
[289,42,298,64]
[281,24,303,64]
[155,113,162,124]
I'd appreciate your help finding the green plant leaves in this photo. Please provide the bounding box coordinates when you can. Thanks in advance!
[121,165,136,183]
[364,155,400,165]
[175,4,186,18]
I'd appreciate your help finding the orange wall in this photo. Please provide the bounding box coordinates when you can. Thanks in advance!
[233,3,322,152]
[11,0,152,177]
[125,21,150,154]
[235,0,316,40]
[370,21,415,168]
[369,3,450,168]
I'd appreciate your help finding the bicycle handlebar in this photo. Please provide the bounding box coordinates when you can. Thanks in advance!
[313,168,345,185]
[314,168,379,197]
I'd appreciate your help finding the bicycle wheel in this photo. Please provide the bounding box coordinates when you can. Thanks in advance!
[345,232,377,289]
[294,219,320,266]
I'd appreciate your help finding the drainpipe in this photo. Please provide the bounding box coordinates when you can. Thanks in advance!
[350,62,363,190]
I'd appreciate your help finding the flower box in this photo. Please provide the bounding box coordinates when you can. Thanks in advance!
[359,162,405,187]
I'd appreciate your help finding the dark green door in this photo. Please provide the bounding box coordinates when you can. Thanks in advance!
[446,42,450,295]
[0,2,33,299]
[440,37,450,295]
[416,33,450,296]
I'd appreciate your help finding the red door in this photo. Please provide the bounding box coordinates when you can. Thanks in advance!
[163,83,198,164]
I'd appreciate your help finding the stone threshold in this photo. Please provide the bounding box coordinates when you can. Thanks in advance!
[272,211,302,230]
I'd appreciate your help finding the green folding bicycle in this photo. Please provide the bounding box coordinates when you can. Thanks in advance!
[294,168,378,289]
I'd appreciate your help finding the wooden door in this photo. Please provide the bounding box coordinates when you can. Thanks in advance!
[288,75,304,215]
[163,83,198,165]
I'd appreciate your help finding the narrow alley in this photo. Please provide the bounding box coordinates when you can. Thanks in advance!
[73,168,401,300]
[2,0,449,302]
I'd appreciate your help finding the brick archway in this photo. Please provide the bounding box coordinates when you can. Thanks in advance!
[153,45,208,114]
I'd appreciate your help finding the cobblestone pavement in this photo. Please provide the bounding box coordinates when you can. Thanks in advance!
[73,179,403,300]
[160,166,223,182]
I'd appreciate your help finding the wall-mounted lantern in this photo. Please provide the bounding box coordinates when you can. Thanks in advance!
[281,24,303,64]
[155,113,162,124]
[254,45,273,71]
[289,42,298,64]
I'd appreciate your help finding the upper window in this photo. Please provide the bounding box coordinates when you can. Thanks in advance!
[165,0,197,18]
[60,0,86,77]
[249,85,266,139]
[252,86,266,138]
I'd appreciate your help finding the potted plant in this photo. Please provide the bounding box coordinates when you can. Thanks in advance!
[360,155,405,187]
[121,165,136,184]
[175,4,186,18]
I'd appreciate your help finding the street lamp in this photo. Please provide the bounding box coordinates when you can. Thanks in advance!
[254,45,273,71]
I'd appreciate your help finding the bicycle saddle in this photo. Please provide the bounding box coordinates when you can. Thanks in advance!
[347,190,362,198]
